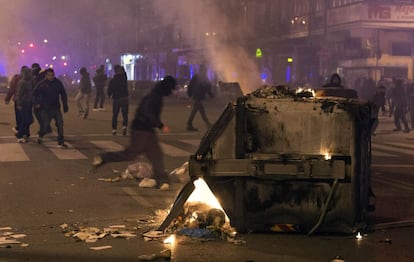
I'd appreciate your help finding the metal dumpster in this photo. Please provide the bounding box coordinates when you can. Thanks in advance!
[163,85,372,235]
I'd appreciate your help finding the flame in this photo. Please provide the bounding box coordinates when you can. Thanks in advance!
[324,152,332,160]
[163,234,176,244]
[295,88,315,97]
[187,178,229,222]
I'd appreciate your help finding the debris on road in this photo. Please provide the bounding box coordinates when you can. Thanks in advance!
[61,223,138,244]
[89,245,112,251]
[142,230,168,242]
[98,162,153,183]
[0,227,28,248]
[138,249,171,261]
[169,161,190,183]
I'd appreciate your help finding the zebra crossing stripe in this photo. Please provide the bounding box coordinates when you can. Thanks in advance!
[372,144,414,155]
[0,143,30,162]
[44,141,88,160]
[179,139,200,147]
[91,140,124,152]
[372,150,395,157]
[161,143,192,157]
[384,142,414,150]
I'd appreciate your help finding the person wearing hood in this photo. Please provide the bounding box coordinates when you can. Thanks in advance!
[323,73,344,88]
[92,76,177,191]
[107,65,129,135]
[186,64,214,131]
[5,66,28,135]
[75,67,92,119]
[14,66,33,142]
[31,63,51,134]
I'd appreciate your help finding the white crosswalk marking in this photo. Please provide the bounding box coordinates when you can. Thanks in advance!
[371,150,395,157]
[384,142,414,150]
[372,144,414,155]
[0,143,30,162]
[44,141,88,160]
[160,143,192,157]
[91,140,124,152]
[180,139,200,147]
[91,140,191,157]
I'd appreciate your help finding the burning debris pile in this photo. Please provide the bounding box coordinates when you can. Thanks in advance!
[166,202,236,240]
[0,227,28,248]
[157,178,241,244]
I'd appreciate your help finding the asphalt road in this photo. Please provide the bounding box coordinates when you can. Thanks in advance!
[0,94,413,261]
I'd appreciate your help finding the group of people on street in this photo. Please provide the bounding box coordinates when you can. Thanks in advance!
[4,62,216,190]
[5,63,68,147]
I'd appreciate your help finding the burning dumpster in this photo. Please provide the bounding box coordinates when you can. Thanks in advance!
[161,85,372,235]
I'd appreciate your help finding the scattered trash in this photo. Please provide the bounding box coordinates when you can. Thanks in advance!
[89,245,112,251]
[126,162,152,179]
[379,238,392,245]
[138,249,171,261]
[139,178,157,188]
[164,202,240,244]
[109,225,126,229]
[331,256,345,262]
[0,227,27,247]
[61,223,138,244]
[10,234,26,239]
[142,231,168,241]
[169,161,190,183]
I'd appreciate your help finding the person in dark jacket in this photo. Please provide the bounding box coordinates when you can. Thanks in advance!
[92,76,177,190]
[5,66,27,134]
[323,73,344,88]
[392,79,410,133]
[15,66,33,142]
[92,65,107,111]
[107,65,129,135]
[33,68,69,147]
[75,67,92,119]
[186,64,214,131]
[31,63,51,134]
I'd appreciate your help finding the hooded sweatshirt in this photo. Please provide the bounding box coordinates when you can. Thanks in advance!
[15,67,33,106]
[130,79,175,131]
[107,72,129,99]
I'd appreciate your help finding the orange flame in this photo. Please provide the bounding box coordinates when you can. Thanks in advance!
[187,178,230,222]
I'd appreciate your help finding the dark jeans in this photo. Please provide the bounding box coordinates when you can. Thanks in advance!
[112,97,128,129]
[14,103,21,130]
[394,106,409,130]
[16,104,33,139]
[101,130,168,185]
[186,99,211,127]
[39,108,64,144]
[94,87,105,108]
[34,107,51,133]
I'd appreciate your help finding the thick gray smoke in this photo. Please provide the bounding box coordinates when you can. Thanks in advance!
[151,0,262,94]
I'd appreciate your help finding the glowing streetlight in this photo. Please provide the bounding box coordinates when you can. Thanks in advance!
[21,49,25,54]
[29,43,34,48]
[61,55,66,60]
[43,39,48,43]
[52,56,57,60]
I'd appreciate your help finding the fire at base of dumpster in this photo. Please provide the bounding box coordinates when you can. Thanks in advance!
[160,84,373,235]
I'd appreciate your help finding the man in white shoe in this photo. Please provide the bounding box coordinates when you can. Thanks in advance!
[93,76,177,190]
